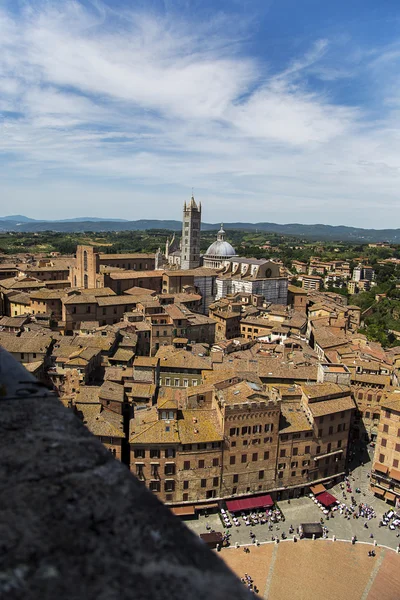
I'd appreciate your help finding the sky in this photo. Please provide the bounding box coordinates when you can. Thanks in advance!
[1,0,400,227]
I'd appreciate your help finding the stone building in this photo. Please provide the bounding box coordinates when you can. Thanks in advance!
[180,196,201,270]
[203,225,236,269]
[215,258,287,304]
[370,392,400,506]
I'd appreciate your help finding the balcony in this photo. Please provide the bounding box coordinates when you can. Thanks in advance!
[0,347,247,599]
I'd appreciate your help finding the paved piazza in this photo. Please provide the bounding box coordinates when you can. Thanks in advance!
[220,541,400,600]
[187,452,400,551]
[184,446,400,597]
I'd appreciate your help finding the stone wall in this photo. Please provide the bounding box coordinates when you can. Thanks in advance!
[0,347,249,600]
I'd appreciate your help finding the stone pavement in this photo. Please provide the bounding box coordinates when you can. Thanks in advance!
[185,447,400,551]
[220,541,400,600]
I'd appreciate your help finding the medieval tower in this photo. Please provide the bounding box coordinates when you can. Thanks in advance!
[180,196,201,270]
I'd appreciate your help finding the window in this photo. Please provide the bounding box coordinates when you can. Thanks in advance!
[316,446,321,454]
[213,477,219,487]
[393,459,399,468]
[305,445,310,454]
[264,451,270,460]
[327,443,331,453]
[233,474,239,483]
[337,440,342,448]
[379,454,385,463]
[278,463,286,470]
[264,424,270,432]
[252,453,258,462]
[396,443,400,452]
[212,458,219,467]
[164,464,175,476]
[291,461,298,468]
[230,456,236,465]
[302,460,309,466]
[183,461,190,470]
[318,429,323,437]
[278,471,283,479]
[150,449,160,459]
[280,449,286,458]
[136,464,144,479]
[230,428,237,436]
[165,378,171,386]
[329,426,333,435]
[174,379,180,387]
[259,470,264,480]
[183,480,189,490]
[253,424,262,434]
[337,423,342,433]
[241,426,248,435]
[183,379,189,387]
[201,479,206,488]
[231,441,236,448]
[291,471,296,477]
[165,448,175,458]
[241,454,247,463]
[151,464,159,478]
[134,449,145,459]
[381,439,387,448]
[149,481,160,492]
[292,447,298,456]
[198,459,205,469]
[86,305,91,313]
[164,480,175,492]
[281,434,288,441]
[325,457,330,465]
[383,424,389,433]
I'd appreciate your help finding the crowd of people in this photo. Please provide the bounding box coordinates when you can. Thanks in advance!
[240,572,259,595]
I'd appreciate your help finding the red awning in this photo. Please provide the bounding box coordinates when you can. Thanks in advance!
[226,494,274,513]
[316,491,337,507]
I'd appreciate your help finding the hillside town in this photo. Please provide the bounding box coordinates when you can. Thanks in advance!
[0,198,399,513]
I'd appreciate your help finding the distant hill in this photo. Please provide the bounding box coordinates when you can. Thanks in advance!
[0,215,399,242]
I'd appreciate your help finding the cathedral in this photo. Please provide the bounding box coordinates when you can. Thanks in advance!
[160,196,236,271]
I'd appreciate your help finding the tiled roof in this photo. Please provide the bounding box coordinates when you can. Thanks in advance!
[302,382,350,400]
[99,381,125,403]
[0,332,53,354]
[111,348,135,362]
[219,381,270,406]
[156,347,212,371]
[74,387,101,404]
[380,392,400,412]
[76,403,125,438]
[280,402,313,433]
[307,396,355,417]
[99,253,155,260]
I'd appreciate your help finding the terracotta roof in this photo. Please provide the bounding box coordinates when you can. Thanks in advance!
[111,348,135,362]
[219,381,270,406]
[380,392,400,412]
[76,403,125,438]
[351,373,391,386]
[178,409,223,444]
[99,381,125,403]
[302,382,350,400]
[128,383,156,399]
[134,356,159,367]
[307,396,355,417]
[156,347,212,371]
[280,402,313,433]
[74,387,101,404]
[99,253,155,260]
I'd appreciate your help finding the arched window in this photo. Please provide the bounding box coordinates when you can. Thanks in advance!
[83,250,88,271]
[84,273,88,289]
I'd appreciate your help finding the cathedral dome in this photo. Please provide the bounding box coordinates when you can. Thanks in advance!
[205,225,236,258]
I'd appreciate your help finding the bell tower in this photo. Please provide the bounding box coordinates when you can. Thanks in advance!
[180,195,201,270]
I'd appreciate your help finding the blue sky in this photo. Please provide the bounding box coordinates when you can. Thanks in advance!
[1,0,400,227]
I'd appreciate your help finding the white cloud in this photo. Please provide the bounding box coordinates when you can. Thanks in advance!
[0,2,400,227]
